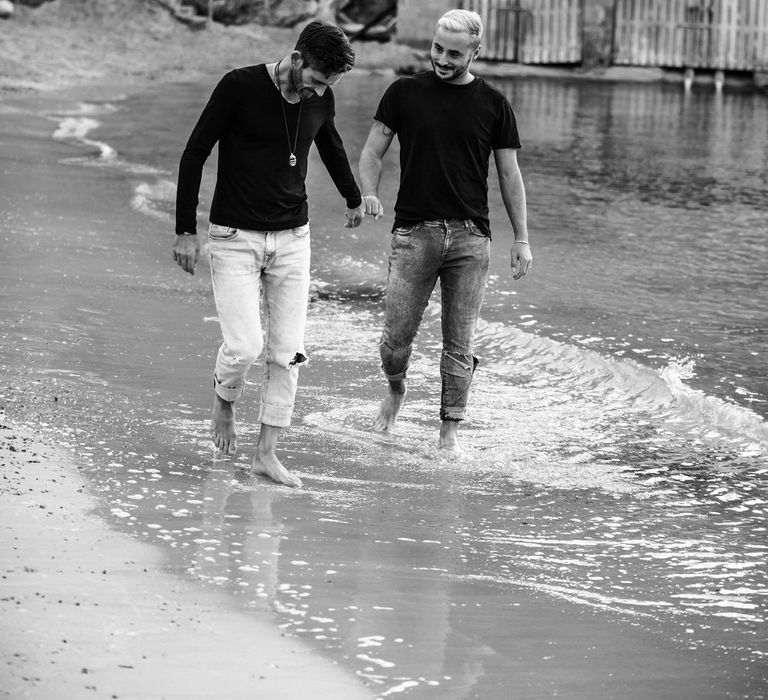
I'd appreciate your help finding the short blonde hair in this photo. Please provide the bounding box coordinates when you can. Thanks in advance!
[435,9,483,48]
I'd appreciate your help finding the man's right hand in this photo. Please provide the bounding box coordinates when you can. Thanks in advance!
[173,234,200,275]
[362,194,384,221]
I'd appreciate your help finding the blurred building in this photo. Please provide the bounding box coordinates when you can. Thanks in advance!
[395,0,768,85]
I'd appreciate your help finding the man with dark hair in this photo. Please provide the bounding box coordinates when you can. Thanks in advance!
[359,9,532,455]
[294,19,355,74]
[174,21,363,487]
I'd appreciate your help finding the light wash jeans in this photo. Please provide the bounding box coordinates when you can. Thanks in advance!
[208,222,311,427]
[380,219,490,421]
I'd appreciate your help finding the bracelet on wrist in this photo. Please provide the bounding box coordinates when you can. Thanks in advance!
[513,240,529,245]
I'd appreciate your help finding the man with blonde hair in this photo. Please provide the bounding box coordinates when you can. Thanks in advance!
[359,8,532,453]
[435,6,483,46]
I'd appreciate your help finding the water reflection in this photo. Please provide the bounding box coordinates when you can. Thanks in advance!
[498,78,768,208]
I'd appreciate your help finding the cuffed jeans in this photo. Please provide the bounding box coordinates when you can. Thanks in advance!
[379,219,490,421]
[208,222,310,428]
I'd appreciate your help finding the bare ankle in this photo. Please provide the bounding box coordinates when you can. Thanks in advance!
[440,419,460,440]
[213,393,234,412]
[254,445,275,461]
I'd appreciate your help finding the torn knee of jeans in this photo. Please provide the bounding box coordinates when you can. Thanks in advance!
[289,352,308,367]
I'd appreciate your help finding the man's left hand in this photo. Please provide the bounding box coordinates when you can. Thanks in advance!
[173,233,201,275]
[511,241,532,280]
[345,203,364,228]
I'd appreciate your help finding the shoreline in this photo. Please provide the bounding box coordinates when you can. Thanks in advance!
[0,418,373,699]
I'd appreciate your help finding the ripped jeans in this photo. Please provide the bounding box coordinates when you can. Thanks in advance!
[208,222,310,427]
[379,219,490,421]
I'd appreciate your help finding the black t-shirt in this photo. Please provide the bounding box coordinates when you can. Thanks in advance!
[374,71,521,236]
[176,64,361,234]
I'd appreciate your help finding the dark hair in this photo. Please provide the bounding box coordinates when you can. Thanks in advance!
[295,20,355,76]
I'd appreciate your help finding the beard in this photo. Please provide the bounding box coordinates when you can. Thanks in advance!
[297,87,316,101]
[289,64,317,101]
[430,57,470,83]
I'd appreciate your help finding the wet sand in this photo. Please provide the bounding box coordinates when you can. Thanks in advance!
[0,423,373,699]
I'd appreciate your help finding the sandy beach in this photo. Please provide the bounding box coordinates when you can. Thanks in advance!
[0,423,373,699]
[2,2,766,698]
[0,0,421,96]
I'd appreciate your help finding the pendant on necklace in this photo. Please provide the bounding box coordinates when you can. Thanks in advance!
[289,153,297,167]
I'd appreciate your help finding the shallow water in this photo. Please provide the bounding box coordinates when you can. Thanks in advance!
[1,71,767,697]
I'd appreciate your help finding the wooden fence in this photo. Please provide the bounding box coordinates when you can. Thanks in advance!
[460,0,582,63]
[614,0,768,70]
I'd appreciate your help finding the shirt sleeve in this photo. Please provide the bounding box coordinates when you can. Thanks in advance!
[492,96,522,151]
[372,78,401,133]
[175,71,240,235]
[313,91,362,209]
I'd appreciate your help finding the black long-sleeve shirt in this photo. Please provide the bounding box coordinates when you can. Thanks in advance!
[175,64,361,234]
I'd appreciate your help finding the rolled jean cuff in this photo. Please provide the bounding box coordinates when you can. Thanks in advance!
[381,367,407,382]
[259,403,293,428]
[440,407,466,421]
[214,375,244,403]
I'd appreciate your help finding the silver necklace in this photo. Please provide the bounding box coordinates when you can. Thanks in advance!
[274,59,301,167]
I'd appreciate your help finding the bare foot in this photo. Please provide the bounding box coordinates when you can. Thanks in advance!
[252,452,302,488]
[438,441,466,457]
[211,393,237,454]
[438,420,465,456]
[372,381,407,432]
